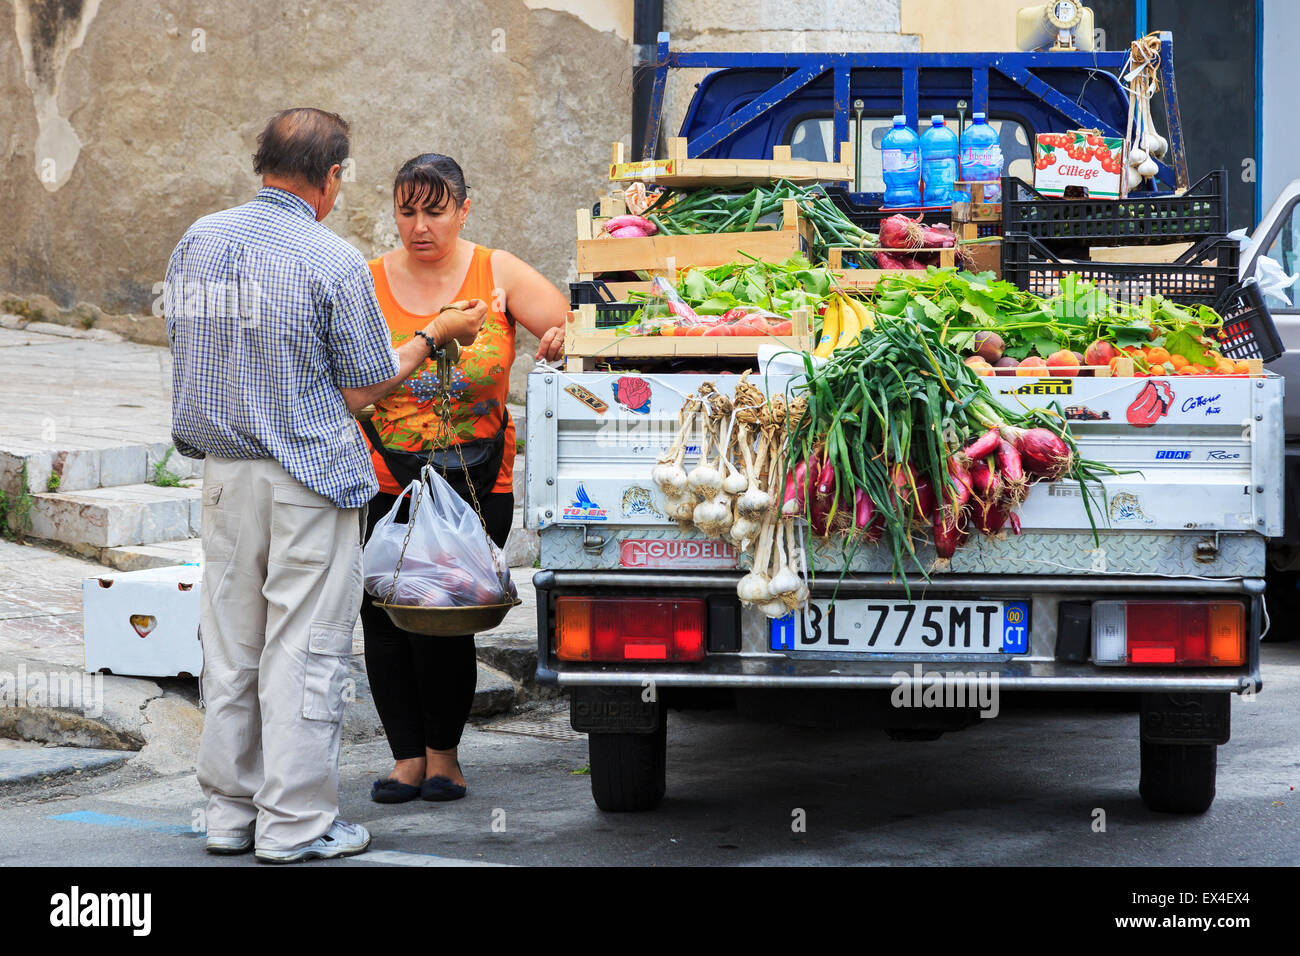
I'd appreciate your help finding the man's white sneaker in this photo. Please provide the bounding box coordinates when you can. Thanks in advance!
[255,820,371,864]
[205,831,254,855]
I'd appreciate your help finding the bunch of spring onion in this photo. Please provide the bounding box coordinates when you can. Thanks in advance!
[640,181,878,264]
[780,313,1119,584]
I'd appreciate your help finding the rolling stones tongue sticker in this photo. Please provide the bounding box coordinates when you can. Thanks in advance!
[1126,381,1174,427]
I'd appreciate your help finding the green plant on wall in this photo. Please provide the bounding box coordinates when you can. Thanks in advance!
[151,447,183,487]
[1,463,35,541]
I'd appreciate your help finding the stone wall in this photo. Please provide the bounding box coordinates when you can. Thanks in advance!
[0,0,634,397]
[656,0,918,154]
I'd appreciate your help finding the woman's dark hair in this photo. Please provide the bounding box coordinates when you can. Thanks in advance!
[252,108,350,188]
[393,153,469,212]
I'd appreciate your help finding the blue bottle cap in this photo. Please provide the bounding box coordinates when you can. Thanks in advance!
[892,114,906,125]
[973,112,986,122]
[931,114,944,125]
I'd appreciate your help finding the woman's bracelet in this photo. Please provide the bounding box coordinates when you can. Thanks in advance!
[413,329,439,356]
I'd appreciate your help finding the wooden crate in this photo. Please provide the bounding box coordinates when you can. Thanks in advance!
[576,197,813,275]
[958,239,1001,277]
[563,305,811,372]
[827,246,957,288]
[608,138,853,189]
[985,357,1264,379]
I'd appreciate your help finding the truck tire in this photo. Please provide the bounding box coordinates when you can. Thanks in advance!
[1139,740,1217,814]
[588,712,667,812]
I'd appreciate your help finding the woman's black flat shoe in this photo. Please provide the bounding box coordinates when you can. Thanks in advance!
[371,778,422,804]
[420,774,467,802]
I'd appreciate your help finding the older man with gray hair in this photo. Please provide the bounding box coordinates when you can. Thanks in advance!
[166,107,485,863]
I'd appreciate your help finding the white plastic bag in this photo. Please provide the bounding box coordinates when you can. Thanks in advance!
[1232,227,1299,307]
[364,469,516,607]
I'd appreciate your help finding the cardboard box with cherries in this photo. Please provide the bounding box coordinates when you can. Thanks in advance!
[1033,131,1124,199]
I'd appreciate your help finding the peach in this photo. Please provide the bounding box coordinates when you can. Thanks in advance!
[1015,356,1049,377]
[1046,349,1080,377]
[1084,340,1118,367]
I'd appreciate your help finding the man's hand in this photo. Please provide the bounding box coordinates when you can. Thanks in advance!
[534,325,564,362]
[342,300,489,414]
[424,298,487,349]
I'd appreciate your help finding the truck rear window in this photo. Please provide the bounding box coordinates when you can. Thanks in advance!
[788,115,1035,192]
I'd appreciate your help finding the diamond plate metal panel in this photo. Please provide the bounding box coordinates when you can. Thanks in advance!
[539,525,1264,578]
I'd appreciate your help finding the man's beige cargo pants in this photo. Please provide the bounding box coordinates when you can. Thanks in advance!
[196,457,364,853]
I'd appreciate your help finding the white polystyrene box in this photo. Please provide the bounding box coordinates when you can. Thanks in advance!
[83,565,203,678]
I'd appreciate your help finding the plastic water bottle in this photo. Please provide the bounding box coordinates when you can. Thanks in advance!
[959,112,1004,203]
[920,114,959,206]
[880,115,921,208]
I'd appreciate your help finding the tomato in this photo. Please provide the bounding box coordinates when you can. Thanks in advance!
[703,324,733,336]
[768,320,793,336]
[684,324,707,336]
[730,324,764,337]
[721,308,751,323]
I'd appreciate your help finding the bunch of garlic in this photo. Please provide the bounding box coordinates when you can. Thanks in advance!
[1123,38,1169,191]
[653,394,702,526]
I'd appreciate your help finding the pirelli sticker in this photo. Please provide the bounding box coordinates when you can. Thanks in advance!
[565,383,609,414]
[999,379,1074,396]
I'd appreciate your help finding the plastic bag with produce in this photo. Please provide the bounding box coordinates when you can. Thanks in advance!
[363,469,515,607]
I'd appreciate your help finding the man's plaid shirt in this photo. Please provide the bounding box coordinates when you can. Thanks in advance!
[165,187,399,508]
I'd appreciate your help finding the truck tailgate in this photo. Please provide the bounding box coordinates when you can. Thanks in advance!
[526,369,1284,577]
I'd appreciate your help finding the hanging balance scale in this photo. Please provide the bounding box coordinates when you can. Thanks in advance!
[370,326,522,636]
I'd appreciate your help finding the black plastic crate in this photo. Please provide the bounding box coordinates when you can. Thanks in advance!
[1001,233,1240,306]
[568,280,646,329]
[1001,169,1227,246]
[1212,278,1284,363]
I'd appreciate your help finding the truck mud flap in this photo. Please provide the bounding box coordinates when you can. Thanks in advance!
[571,686,660,734]
[1140,691,1230,745]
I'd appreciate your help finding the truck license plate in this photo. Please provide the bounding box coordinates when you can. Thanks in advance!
[770,600,1030,655]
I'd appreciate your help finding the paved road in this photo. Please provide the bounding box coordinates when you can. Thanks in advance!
[1,643,1296,867]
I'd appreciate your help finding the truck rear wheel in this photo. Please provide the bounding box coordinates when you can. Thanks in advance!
[1139,740,1217,814]
[588,711,667,812]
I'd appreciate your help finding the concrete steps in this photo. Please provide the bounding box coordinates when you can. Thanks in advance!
[27,480,201,553]
[1,440,197,497]
[100,539,202,572]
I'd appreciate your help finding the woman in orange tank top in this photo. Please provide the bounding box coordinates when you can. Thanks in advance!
[360,153,567,804]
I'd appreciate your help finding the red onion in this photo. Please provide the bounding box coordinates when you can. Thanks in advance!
[969,459,994,496]
[932,505,968,559]
[1003,426,1074,481]
[961,427,1001,462]
[912,477,936,522]
[919,223,956,248]
[879,214,925,249]
[996,438,1024,484]
[946,456,973,508]
[974,499,1008,535]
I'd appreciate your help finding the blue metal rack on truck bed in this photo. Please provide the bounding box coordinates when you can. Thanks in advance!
[639,30,1189,196]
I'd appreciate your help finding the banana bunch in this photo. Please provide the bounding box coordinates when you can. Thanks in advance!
[812,293,875,359]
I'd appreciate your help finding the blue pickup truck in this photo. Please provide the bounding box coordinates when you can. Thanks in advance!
[531,34,1284,818]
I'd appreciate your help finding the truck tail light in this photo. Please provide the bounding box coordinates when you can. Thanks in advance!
[555,597,706,663]
[1091,601,1245,666]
